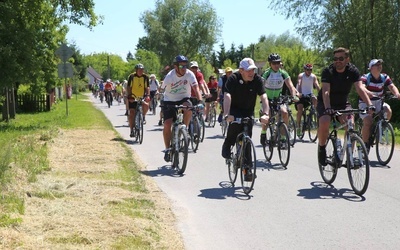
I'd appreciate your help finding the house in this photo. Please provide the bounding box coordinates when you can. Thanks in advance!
[87,66,102,89]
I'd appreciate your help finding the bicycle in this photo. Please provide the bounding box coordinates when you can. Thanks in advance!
[188,105,202,152]
[285,96,297,147]
[150,92,158,115]
[105,90,113,108]
[297,94,318,142]
[221,118,228,138]
[206,101,217,127]
[319,109,370,195]
[132,97,145,144]
[356,94,396,166]
[162,104,189,174]
[225,117,257,195]
[262,95,291,169]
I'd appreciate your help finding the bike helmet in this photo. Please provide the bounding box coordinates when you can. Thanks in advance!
[267,53,281,62]
[135,63,144,70]
[173,55,188,64]
[304,63,313,70]
[150,74,156,78]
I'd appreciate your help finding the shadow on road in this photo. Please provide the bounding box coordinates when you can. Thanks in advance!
[140,165,185,178]
[197,181,252,200]
[369,160,391,169]
[256,159,286,171]
[205,135,225,140]
[297,181,366,202]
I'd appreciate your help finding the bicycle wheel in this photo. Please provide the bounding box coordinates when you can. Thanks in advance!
[263,125,274,162]
[227,145,238,184]
[319,137,338,184]
[240,138,257,195]
[221,120,228,138]
[277,123,290,168]
[288,113,296,146]
[152,98,157,115]
[209,107,217,127]
[135,111,144,144]
[173,127,188,175]
[298,113,306,140]
[192,116,200,152]
[346,133,370,195]
[308,110,318,142]
[199,115,205,142]
[375,122,395,166]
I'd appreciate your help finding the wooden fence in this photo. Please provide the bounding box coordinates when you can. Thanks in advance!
[17,93,52,113]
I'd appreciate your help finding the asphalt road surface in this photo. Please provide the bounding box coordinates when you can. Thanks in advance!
[90,95,400,250]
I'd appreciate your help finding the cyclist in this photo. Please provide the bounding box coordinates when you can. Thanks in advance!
[260,53,299,146]
[114,80,123,103]
[295,63,321,136]
[161,55,202,162]
[358,58,400,152]
[204,75,218,121]
[127,63,150,138]
[122,79,129,116]
[149,74,160,111]
[217,67,233,123]
[317,47,374,166]
[222,57,270,181]
[104,79,114,104]
[189,61,210,105]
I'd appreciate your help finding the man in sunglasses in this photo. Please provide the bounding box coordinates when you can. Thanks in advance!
[317,47,374,166]
[358,59,400,153]
[161,55,202,162]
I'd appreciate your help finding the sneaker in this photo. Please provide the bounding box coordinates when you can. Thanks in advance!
[143,118,146,125]
[158,120,163,126]
[243,167,253,182]
[130,130,135,138]
[318,146,327,166]
[164,149,171,162]
[217,113,222,123]
[260,133,266,146]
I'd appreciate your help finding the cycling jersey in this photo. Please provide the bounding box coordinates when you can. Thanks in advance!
[115,85,123,94]
[298,73,317,95]
[161,69,198,102]
[104,82,113,91]
[127,73,149,98]
[262,68,290,99]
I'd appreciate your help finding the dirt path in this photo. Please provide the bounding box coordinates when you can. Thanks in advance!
[1,129,184,249]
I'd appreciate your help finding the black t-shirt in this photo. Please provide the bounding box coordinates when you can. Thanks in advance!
[318,63,360,107]
[224,72,266,117]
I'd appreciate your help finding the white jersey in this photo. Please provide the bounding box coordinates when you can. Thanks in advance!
[149,79,159,91]
[298,73,316,95]
[161,69,198,102]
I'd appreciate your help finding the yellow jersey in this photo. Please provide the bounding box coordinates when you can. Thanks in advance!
[127,73,149,99]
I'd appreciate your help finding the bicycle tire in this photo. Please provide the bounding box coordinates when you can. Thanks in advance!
[209,107,217,127]
[319,137,338,184]
[227,145,238,184]
[308,110,318,142]
[375,121,395,166]
[298,113,306,140]
[346,133,370,195]
[277,123,291,168]
[240,137,257,195]
[199,115,205,142]
[152,98,157,115]
[263,125,274,161]
[173,127,188,175]
[288,113,296,146]
[192,116,200,152]
[221,120,228,138]
[135,110,144,144]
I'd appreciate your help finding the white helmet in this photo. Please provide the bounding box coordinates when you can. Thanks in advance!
[150,74,156,78]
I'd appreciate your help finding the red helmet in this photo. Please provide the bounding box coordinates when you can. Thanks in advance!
[304,63,313,70]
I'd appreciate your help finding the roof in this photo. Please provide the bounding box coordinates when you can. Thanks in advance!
[87,66,102,79]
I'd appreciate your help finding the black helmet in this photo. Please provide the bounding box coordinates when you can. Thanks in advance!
[173,55,188,64]
[135,63,144,70]
[268,53,281,62]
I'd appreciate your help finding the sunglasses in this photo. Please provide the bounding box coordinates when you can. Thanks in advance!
[333,56,347,61]
[178,65,188,69]
[305,69,312,71]
[271,62,281,65]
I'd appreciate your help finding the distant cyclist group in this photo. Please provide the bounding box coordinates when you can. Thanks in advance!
[94,47,400,195]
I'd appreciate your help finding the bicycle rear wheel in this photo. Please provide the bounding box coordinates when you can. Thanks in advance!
[319,137,339,184]
[375,122,395,166]
[308,110,318,142]
[288,113,296,146]
[173,127,188,175]
[227,146,238,184]
[347,133,370,195]
[277,123,290,168]
[262,125,274,162]
[240,138,257,195]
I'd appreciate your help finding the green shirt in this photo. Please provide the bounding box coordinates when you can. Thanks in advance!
[262,68,290,99]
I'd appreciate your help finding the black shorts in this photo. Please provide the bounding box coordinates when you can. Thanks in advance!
[128,101,139,109]
[295,96,312,111]
[150,90,157,99]
[162,98,191,121]
[316,101,351,118]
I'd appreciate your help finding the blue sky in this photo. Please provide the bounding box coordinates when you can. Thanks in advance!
[66,0,298,59]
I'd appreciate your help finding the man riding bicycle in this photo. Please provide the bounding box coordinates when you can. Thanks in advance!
[149,74,159,111]
[217,67,233,123]
[127,63,150,137]
[295,63,321,136]
[221,57,270,181]
[317,47,374,166]
[358,58,400,152]
[104,79,114,104]
[161,55,202,162]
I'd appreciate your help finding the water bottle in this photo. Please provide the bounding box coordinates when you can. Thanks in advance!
[336,138,342,159]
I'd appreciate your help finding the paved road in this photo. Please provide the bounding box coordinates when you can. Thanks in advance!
[90,95,400,250]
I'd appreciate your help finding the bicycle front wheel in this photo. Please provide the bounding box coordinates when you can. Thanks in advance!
[298,113,306,140]
[288,114,296,146]
[263,125,274,162]
[308,111,318,142]
[277,123,291,168]
[199,115,205,142]
[135,111,144,144]
[227,145,238,184]
[319,137,338,184]
[240,138,257,195]
[347,133,370,195]
[221,120,228,138]
[173,127,188,175]
[152,98,157,115]
[192,116,200,152]
[209,107,217,127]
[375,122,395,166]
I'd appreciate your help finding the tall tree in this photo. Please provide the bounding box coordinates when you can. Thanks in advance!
[139,0,221,67]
